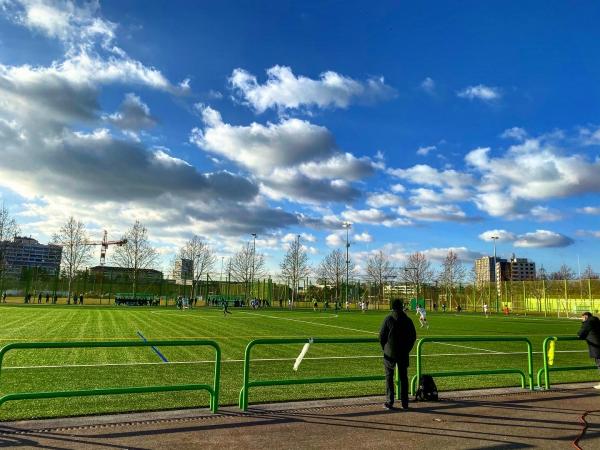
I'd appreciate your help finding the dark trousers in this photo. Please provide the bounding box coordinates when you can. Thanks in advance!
[384,357,408,407]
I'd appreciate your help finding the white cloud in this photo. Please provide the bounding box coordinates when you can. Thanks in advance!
[354,232,373,243]
[366,192,404,208]
[281,232,316,244]
[389,164,474,188]
[191,105,375,204]
[501,127,527,141]
[341,208,393,224]
[479,228,573,248]
[531,206,562,222]
[466,142,600,217]
[478,229,517,242]
[2,0,116,49]
[421,247,485,263]
[105,93,156,130]
[577,206,600,215]
[457,84,501,101]
[416,145,436,156]
[420,77,435,94]
[229,65,396,113]
[514,230,574,248]
[578,126,600,146]
[391,184,405,193]
[326,233,344,247]
[398,204,477,223]
[191,106,336,175]
[576,230,600,239]
[297,153,376,181]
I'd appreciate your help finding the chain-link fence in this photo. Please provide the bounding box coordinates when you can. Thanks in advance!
[0,270,598,315]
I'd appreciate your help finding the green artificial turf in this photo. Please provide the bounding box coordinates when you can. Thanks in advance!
[0,305,595,420]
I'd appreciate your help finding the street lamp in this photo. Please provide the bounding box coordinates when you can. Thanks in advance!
[342,222,352,306]
[491,235,499,313]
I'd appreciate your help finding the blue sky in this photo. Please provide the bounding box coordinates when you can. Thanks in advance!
[0,0,599,275]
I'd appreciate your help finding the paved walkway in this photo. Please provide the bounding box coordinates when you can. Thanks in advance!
[1,384,599,449]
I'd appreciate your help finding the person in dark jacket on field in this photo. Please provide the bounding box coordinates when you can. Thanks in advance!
[379,298,417,410]
[578,311,600,389]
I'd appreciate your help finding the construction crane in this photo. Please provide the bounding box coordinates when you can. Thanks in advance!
[86,230,127,266]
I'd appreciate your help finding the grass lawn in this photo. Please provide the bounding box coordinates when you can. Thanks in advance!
[0,304,595,420]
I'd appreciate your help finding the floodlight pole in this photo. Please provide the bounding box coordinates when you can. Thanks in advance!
[342,222,352,306]
[491,236,499,313]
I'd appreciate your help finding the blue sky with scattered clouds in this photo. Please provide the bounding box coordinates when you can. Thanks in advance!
[0,0,599,275]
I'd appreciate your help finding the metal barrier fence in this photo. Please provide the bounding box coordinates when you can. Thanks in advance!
[239,337,391,411]
[410,336,534,395]
[0,340,222,413]
[537,336,596,389]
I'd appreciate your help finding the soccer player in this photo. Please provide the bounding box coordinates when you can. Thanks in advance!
[345,300,350,311]
[416,305,429,329]
[483,303,489,317]
[223,301,232,316]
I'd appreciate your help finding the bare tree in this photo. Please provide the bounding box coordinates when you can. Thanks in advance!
[177,236,216,298]
[317,249,353,302]
[583,264,598,280]
[52,217,92,302]
[111,220,158,296]
[0,203,19,289]
[550,264,574,280]
[365,250,395,303]
[439,250,466,307]
[400,252,434,299]
[280,236,311,304]
[229,242,266,297]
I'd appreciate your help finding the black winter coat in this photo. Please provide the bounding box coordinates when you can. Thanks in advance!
[379,310,417,366]
[578,315,600,359]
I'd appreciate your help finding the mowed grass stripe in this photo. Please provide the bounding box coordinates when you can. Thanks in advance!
[0,306,595,421]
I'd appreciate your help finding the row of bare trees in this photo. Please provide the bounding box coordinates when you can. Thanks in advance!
[2,204,597,303]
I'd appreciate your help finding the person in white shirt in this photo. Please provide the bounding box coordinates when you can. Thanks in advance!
[483,303,489,317]
[416,305,429,329]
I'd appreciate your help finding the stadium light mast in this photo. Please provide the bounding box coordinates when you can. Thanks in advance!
[491,235,499,313]
[342,222,352,306]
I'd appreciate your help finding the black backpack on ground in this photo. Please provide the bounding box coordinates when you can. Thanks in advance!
[415,375,438,401]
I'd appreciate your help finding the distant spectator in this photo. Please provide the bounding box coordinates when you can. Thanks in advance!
[379,298,417,410]
[80,294,83,305]
[38,292,42,304]
[46,293,50,303]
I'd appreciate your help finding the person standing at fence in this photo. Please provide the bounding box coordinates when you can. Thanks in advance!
[379,298,417,410]
[577,311,600,389]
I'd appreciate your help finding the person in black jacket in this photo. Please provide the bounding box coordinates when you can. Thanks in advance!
[379,298,417,410]
[578,311,600,389]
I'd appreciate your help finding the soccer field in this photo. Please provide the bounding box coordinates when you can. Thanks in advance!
[0,304,595,420]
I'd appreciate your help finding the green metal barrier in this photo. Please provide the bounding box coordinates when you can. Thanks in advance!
[410,336,534,395]
[239,337,391,411]
[0,340,221,413]
[537,336,596,390]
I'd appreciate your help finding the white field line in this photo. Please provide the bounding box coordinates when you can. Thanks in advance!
[434,341,502,354]
[149,311,339,320]
[1,349,588,370]
[237,311,376,335]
